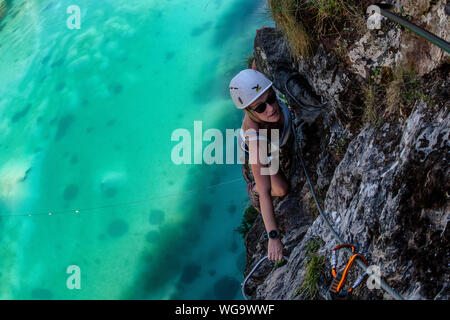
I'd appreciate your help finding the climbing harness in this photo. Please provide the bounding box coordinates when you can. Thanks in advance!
[328,244,369,300]
[367,3,450,53]
[240,73,404,300]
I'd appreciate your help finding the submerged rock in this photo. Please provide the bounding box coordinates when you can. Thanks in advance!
[63,184,79,202]
[100,171,126,198]
[180,264,201,284]
[107,219,129,238]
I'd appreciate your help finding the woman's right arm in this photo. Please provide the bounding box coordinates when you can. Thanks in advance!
[250,158,284,261]
[252,163,277,231]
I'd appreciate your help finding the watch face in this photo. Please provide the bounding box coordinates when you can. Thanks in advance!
[269,230,279,238]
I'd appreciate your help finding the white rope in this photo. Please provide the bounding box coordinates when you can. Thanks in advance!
[0,177,244,218]
[241,255,289,300]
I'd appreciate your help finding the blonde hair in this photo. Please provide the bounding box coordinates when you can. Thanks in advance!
[243,108,261,123]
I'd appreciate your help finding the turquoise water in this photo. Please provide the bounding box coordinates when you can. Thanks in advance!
[0,0,272,299]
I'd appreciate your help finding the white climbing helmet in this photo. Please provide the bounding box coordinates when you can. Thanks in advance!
[229,69,273,109]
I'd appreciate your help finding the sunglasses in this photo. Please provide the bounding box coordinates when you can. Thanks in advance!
[250,90,277,114]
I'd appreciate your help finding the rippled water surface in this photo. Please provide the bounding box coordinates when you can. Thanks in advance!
[0,0,271,299]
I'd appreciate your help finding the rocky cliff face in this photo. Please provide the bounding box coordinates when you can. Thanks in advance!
[242,1,449,300]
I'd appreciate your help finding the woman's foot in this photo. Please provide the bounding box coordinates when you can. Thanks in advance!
[247,181,261,212]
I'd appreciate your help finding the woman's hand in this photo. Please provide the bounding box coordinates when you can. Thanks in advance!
[268,238,284,261]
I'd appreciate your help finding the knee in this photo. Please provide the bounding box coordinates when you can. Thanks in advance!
[271,184,289,198]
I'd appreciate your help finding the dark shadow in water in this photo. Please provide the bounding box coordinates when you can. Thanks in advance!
[191,21,212,37]
[213,276,240,299]
[165,51,175,61]
[55,115,75,141]
[55,82,65,92]
[108,83,123,95]
[42,2,54,12]
[229,239,238,253]
[180,264,201,284]
[191,61,243,106]
[106,119,116,127]
[41,55,50,65]
[51,58,64,68]
[107,219,129,238]
[101,185,118,198]
[227,202,237,214]
[70,155,78,165]
[11,103,31,123]
[63,184,78,202]
[19,167,31,183]
[211,0,261,47]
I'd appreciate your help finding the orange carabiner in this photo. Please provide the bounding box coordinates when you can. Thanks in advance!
[329,244,368,299]
[331,244,355,277]
[335,254,368,293]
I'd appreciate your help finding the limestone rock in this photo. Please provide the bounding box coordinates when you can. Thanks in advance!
[242,20,449,300]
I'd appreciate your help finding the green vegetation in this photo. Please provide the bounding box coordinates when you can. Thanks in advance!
[385,66,432,119]
[294,238,325,299]
[266,0,365,60]
[273,258,287,270]
[267,0,312,59]
[265,1,432,131]
[363,67,385,127]
[305,238,322,254]
[303,0,357,36]
[245,52,255,69]
[334,132,349,161]
[362,64,431,126]
[235,205,259,239]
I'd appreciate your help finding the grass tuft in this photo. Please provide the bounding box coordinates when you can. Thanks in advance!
[384,65,430,119]
[246,52,255,69]
[267,0,365,60]
[294,238,325,299]
[267,0,312,59]
[362,64,430,127]
[235,205,259,239]
[363,83,383,127]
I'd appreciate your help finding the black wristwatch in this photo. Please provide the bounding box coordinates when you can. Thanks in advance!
[264,230,281,239]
